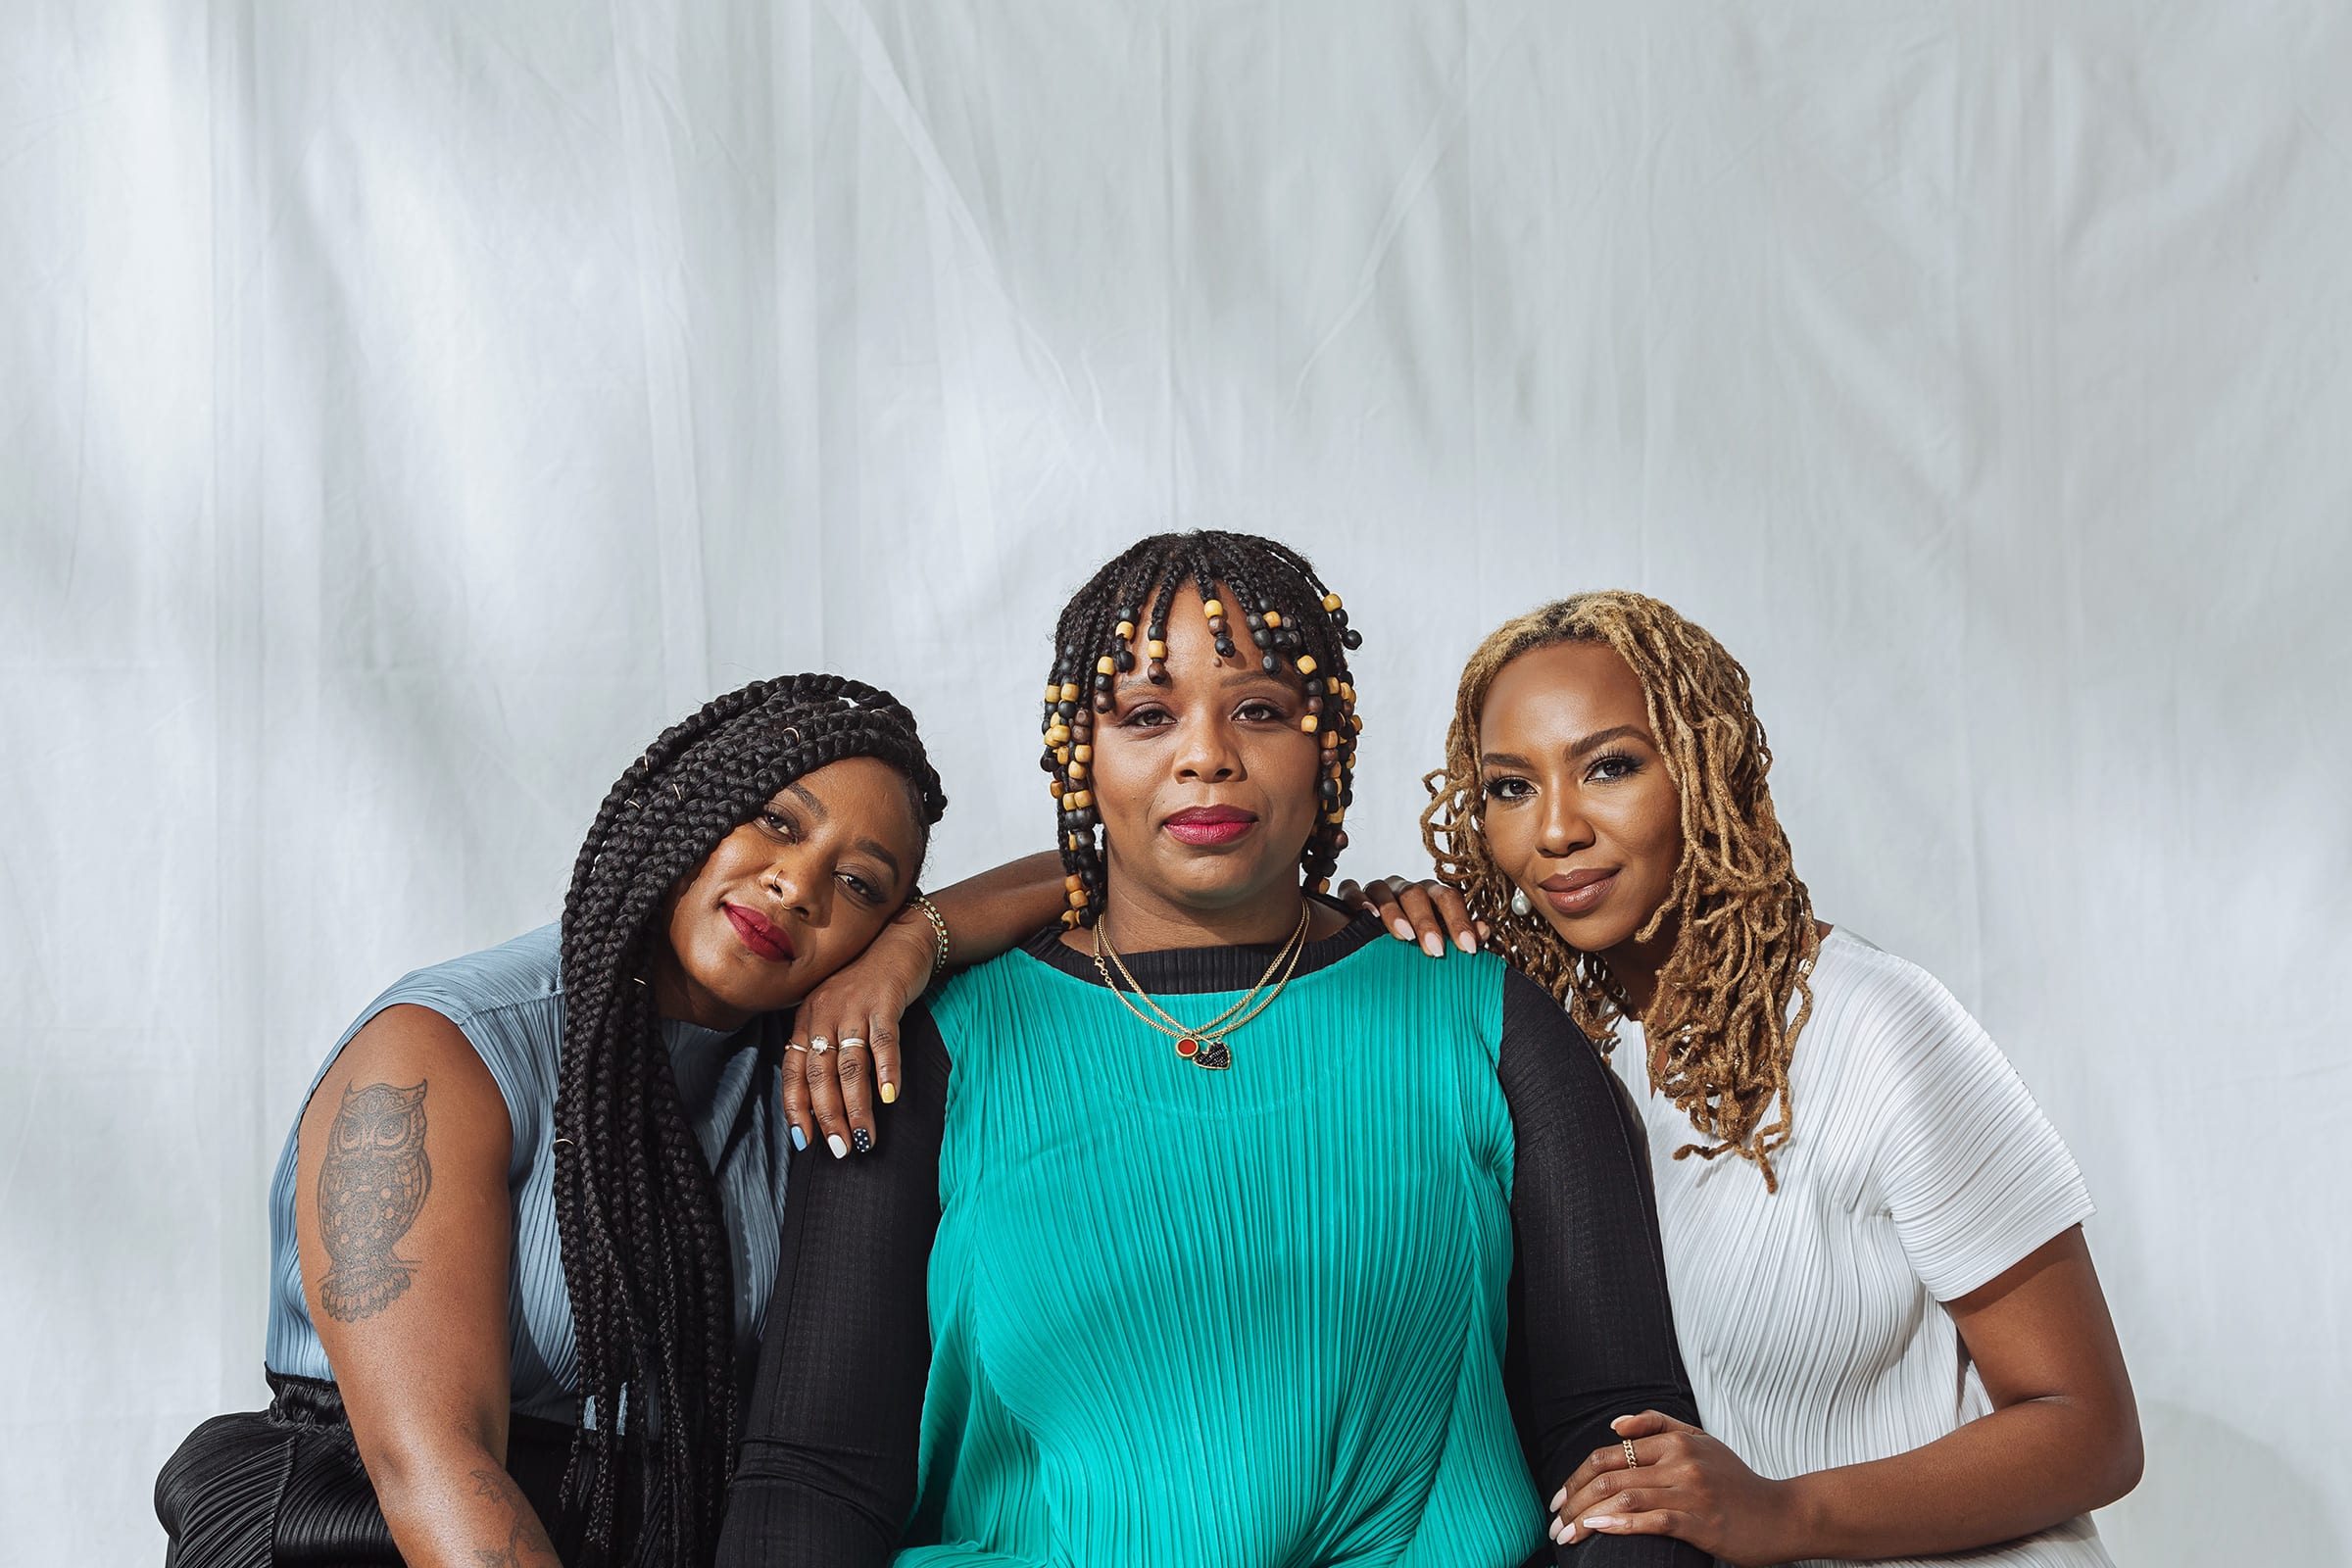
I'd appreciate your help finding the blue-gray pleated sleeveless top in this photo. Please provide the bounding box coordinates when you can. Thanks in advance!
[264,924,792,1426]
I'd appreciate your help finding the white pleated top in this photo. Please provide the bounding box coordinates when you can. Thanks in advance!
[1608,927,2113,1568]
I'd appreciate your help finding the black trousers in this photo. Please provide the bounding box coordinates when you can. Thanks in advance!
[155,1371,644,1567]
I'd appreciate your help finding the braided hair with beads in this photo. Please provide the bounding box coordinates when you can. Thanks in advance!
[553,673,946,1565]
[1040,531,1364,925]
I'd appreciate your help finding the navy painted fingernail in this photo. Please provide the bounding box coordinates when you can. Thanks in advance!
[790,1124,808,1152]
[852,1128,873,1153]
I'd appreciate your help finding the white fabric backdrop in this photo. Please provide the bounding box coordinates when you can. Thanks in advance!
[5,2,2347,1561]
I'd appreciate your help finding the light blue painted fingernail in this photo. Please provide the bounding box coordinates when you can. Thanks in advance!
[790,1124,808,1152]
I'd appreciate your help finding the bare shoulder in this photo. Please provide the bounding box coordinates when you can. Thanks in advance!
[298,1004,511,1164]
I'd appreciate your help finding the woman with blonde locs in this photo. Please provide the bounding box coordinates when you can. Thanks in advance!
[716,534,1709,1568]
[1357,591,2142,1567]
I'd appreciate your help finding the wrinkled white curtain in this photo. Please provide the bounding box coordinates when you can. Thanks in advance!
[5,2,2347,1560]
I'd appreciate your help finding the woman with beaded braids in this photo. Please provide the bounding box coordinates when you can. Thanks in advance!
[1350,593,2141,1567]
[157,674,1080,1568]
[717,534,1707,1568]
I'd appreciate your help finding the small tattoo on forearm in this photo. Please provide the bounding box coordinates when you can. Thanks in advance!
[469,1468,564,1568]
[316,1079,432,1321]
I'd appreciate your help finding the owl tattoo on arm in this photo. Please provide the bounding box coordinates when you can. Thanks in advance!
[316,1080,433,1322]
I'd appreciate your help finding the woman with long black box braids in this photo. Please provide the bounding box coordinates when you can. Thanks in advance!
[159,673,1079,1568]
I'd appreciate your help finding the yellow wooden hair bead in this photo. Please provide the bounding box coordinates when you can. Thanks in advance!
[1049,779,1064,798]
[1067,761,1087,781]
[1322,593,1342,612]
[1064,873,1084,890]
[1045,724,1071,746]
[1055,746,1071,763]
[1068,789,1092,809]
[1315,877,1333,894]
[1045,683,1061,702]
[1061,908,1083,927]
[1097,655,1116,675]
[1057,682,1077,702]
[1068,888,1090,908]
[1322,730,1340,751]
[1326,808,1346,824]
[1116,620,1135,640]
[1296,655,1317,675]
[1072,743,1093,762]
[1202,598,1224,619]
[1147,639,1167,661]
[1264,611,1282,628]
[1350,713,1362,731]
[1300,714,1319,733]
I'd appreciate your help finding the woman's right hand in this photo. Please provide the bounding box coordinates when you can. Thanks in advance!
[1337,875,1486,957]
[783,907,938,1159]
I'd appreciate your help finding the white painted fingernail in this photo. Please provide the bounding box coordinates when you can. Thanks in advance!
[827,1134,849,1159]
[1583,1515,1620,1531]
[1421,932,1445,957]
[1391,920,1414,940]
[1456,930,1477,952]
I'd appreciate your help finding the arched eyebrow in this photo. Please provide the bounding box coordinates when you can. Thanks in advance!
[1480,724,1649,770]
[854,839,905,885]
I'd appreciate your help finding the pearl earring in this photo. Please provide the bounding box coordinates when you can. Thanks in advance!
[1509,887,1533,918]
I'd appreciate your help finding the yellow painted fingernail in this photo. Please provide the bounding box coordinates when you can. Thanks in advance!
[880,1081,898,1104]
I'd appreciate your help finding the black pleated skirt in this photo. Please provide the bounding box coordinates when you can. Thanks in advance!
[156,1371,645,1567]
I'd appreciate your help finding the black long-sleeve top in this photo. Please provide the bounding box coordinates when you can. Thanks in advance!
[717,912,1708,1568]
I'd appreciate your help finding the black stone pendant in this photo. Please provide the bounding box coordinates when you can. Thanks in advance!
[1191,1037,1232,1070]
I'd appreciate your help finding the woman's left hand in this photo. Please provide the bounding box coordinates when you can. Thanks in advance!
[1550,1411,1802,1567]
[782,907,937,1158]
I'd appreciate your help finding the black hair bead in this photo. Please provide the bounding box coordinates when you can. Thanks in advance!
[1251,628,1271,650]
[1094,672,1111,692]
[1245,612,1264,630]
[1342,628,1362,649]
[1214,638,1237,659]
[1055,700,1077,720]
[1305,678,1325,696]
[1114,648,1135,673]
[1260,654,1278,673]
[1093,694,1114,713]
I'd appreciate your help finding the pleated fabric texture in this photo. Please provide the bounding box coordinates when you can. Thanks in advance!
[154,1371,618,1566]
[905,933,1546,1568]
[262,923,793,1429]
[1610,927,2109,1568]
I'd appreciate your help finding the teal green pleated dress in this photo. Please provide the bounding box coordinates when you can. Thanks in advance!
[900,932,1547,1567]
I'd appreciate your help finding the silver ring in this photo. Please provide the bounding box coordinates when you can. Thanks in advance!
[838,1036,866,1053]
[785,1041,809,1054]
[809,1036,832,1054]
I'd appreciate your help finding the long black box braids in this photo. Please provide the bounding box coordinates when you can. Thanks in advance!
[553,673,944,1565]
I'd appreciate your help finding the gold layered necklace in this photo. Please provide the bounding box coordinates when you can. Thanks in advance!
[1091,903,1311,1070]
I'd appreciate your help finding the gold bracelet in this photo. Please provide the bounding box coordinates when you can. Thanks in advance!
[912,895,951,975]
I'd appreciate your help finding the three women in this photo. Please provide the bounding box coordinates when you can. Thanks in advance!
[162,544,2139,1568]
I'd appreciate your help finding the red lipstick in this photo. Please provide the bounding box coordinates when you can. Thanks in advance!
[1538,867,1619,917]
[723,903,795,962]
[1162,806,1258,847]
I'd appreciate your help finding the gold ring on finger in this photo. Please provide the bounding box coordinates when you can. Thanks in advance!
[810,1036,832,1054]
[1621,1438,1640,1470]
[786,1041,809,1054]
[838,1036,866,1052]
